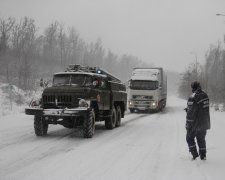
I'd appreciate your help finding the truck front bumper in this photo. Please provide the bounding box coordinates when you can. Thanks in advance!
[128,100,158,110]
[25,107,89,117]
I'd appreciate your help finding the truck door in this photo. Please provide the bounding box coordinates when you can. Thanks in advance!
[92,77,104,110]
[99,78,110,110]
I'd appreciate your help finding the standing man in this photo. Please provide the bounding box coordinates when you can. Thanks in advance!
[185,81,210,160]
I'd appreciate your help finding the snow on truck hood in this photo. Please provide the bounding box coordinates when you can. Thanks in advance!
[131,69,160,81]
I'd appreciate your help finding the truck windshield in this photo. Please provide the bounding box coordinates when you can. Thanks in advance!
[53,74,92,87]
[130,80,158,90]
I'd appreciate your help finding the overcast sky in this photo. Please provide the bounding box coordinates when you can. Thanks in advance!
[1,0,225,72]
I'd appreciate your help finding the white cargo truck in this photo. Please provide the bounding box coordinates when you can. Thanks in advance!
[128,67,167,112]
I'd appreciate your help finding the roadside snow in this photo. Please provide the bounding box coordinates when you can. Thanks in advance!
[0,83,42,117]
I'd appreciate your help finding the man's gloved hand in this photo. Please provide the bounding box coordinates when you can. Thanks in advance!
[185,121,193,130]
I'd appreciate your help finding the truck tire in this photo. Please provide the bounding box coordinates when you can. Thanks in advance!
[83,109,95,138]
[34,116,48,136]
[105,106,116,129]
[155,105,160,113]
[159,101,164,111]
[163,100,166,108]
[158,101,162,112]
[115,106,121,127]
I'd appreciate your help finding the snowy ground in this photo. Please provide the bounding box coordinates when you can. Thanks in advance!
[0,96,224,180]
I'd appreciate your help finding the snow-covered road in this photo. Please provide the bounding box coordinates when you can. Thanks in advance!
[0,96,224,180]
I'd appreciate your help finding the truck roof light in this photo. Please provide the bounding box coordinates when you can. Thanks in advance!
[97,70,102,74]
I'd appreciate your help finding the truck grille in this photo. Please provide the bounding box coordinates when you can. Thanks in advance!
[132,95,152,100]
[43,95,72,103]
[42,95,74,108]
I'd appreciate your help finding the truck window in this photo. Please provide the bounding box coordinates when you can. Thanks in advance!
[53,74,92,87]
[130,80,158,90]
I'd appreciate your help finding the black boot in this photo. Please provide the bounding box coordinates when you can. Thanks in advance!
[199,150,206,160]
[200,154,206,160]
[190,147,199,160]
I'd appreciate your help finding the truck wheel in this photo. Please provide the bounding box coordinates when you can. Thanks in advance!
[83,109,95,138]
[116,106,121,127]
[163,100,166,108]
[159,101,164,111]
[158,102,162,112]
[156,105,160,113]
[34,116,48,136]
[156,102,163,112]
[105,106,116,129]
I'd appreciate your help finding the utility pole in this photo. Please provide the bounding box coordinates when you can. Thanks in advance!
[216,13,225,43]
[9,84,13,111]
[195,54,198,80]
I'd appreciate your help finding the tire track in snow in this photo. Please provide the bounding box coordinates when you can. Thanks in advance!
[0,131,78,178]
[0,113,149,178]
[0,125,76,150]
[126,106,184,180]
[78,113,156,180]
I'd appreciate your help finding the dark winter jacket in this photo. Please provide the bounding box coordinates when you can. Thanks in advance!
[186,88,210,131]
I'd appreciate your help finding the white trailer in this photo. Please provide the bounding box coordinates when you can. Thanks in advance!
[128,67,167,112]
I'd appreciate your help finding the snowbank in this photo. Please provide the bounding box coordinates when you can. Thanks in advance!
[0,83,42,117]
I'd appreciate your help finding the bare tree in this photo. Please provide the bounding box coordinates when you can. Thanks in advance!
[58,24,67,67]
[43,21,59,62]
[178,62,204,99]
[11,17,37,90]
[68,27,79,64]
[0,16,153,92]
[204,43,222,102]
[0,17,15,54]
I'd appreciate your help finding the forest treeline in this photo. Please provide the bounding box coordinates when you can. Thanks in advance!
[178,43,225,103]
[0,16,149,90]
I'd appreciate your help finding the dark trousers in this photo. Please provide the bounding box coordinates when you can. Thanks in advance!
[186,129,207,155]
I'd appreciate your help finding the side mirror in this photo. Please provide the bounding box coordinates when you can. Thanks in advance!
[92,80,98,87]
[101,81,106,88]
[40,79,49,88]
[44,81,49,87]
[126,80,131,88]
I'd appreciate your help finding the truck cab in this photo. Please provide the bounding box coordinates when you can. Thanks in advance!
[128,68,167,112]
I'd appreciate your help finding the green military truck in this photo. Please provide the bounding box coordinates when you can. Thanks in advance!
[25,65,127,138]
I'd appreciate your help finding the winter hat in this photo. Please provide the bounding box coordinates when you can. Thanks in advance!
[191,81,201,91]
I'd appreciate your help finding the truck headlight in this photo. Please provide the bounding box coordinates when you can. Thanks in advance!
[79,99,90,107]
[29,99,41,107]
[129,101,133,105]
[151,101,157,107]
